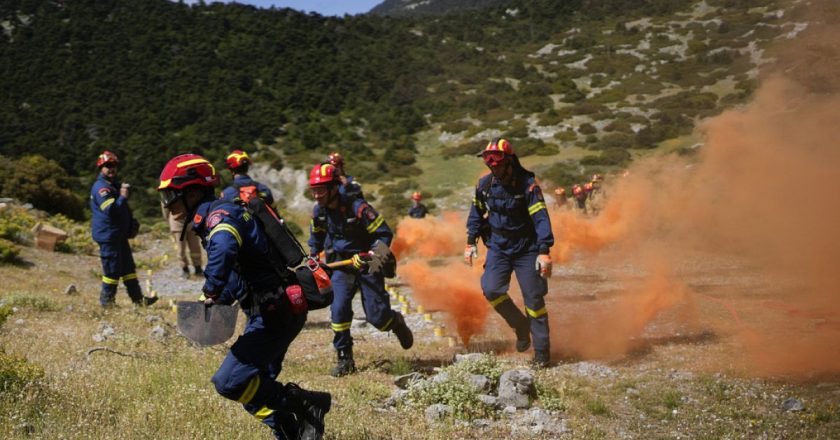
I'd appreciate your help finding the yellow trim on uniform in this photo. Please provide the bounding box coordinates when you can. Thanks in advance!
[176,158,210,168]
[237,376,261,404]
[528,202,547,216]
[102,276,119,285]
[310,219,325,233]
[208,224,242,247]
[254,406,274,421]
[489,294,510,308]
[122,273,137,281]
[377,316,394,331]
[473,196,486,211]
[99,198,115,211]
[331,322,352,332]
[526,306,547,318]
[366,215,384,234]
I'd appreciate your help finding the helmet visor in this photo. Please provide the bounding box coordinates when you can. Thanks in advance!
[160,188,183,208]
[482,151,506,167]
[310,186,330,197]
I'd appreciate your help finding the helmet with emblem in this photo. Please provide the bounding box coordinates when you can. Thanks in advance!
[477,138,514,167]
[96,150,119,168]
[225,150,251,170]
[309,163,341,187]
[157,154,219,207]
[411,191,422,201]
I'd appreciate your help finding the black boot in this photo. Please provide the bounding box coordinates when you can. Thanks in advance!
[181,266,190,279]
[194,265,203,277]
[532,350,550,369]
[140,295,159,307]
[330,348,356,377]
[515,324,531,353]
[286,383,332,440]
[391,312,414,350]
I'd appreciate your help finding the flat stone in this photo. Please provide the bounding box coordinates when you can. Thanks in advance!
[782,398,805,412]
[468,374,492,393]
[425,403,452,422]
[394,372,424,389]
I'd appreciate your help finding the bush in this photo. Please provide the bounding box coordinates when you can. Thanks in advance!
[0,349,45,394]
[580,148,631,166]
[1,293,56,312]
[0,155,86,220]
[0,239,19,264]
[578,123,597,135]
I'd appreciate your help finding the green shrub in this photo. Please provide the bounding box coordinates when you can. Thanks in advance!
[0,155,86,220]
[1,293,56,312]
[580,148,631,166]
[0,349,44,394]
[0,239,20,264]
[0,304,11,327]
[0,207,37,244]
[578,123,597,135]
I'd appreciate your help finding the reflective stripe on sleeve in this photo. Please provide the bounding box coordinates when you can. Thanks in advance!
[208,224,242,247]
[528,202,547,216]
[99,198,115,211]
[366,215,384,234]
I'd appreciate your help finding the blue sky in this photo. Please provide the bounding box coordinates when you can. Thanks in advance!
[180,1,384,16]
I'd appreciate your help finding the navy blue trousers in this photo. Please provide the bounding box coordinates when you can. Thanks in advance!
[97,240,142,305]
[329,269,396,351]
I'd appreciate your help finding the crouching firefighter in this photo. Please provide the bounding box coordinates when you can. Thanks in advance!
[158,154,331,440]
[464,138,555,368]
[307,163,414,377]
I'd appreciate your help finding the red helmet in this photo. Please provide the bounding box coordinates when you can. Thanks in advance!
[584,182,594,192]
[96,150,119,168]
[309,163,340,187]
[328,152,344,168]
[225,150,251,170]
[572,184,583,195]
[479,138,514,166]
[411,191,422,201]
[158,154,219,207]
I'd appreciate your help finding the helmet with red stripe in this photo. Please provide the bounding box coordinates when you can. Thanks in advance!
[96,150,119,168]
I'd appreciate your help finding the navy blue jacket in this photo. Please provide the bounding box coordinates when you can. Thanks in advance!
[192,200,281,297]
[408,204,428,219]
[466,172,554,255]
[308,195,392,257]
[90,174,131,243]
[221,175,274,205]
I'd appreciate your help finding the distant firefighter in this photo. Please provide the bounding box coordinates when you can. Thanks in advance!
[572,183,588,214]
[408,191,428,219]
[553,187,567,208]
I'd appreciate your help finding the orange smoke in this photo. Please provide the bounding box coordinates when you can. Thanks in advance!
[398,260,489,345]
[392,212,465,259]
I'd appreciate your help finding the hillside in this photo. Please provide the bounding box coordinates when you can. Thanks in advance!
[0,0,801,220]
[369,0,509,17]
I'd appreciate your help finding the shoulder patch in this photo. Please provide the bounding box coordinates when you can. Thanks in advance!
[531,184,544,201]
[206,209,229,230]
[98,187,112,197]
[192,213,203,226]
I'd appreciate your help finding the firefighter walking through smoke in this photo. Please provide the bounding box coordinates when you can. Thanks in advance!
[465,138,554,367]
[408,191,428,219]
[307,163,414,377]
[90,150,158,308]
[158,154,330,440]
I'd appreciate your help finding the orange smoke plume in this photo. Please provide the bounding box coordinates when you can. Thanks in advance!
[392,212,465,259]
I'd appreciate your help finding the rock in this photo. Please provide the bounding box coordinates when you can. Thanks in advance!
[498,369,534,409]
[502,405,517,418]
[568,361,616,378]
[149,325,168,340]
[431,371,450,384]
[92,333,105,343]
[626,387,640,397]
[145,315,161,323]
[64,284,77,295]
[477,394,499,408]
[425,403,452,422]
[394,372,424,389]
[99,323,115,337]
[781,398,805,412]
[384,389,407,407]
[513,408,568,436]
[22,203,33,210]
[454,353,485,364]
[472,419,493,428]
[14,319,24,325]
[468,374,492,393]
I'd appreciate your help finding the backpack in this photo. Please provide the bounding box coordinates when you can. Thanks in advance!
[232,181,260,204]
[245,198,333,310]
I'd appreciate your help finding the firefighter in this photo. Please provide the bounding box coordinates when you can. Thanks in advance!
[572,183,588,214]
[158,154,330,440]
[161,200,203,279]
[90,150,157,308]
[327,152,362,199]
[553,187,567,209]
[408,191,428,219]
[465,138,554,368]
[307,163,413,377]
[221,150,274,205]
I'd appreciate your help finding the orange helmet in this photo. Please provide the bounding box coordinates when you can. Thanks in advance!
[572,184,583,195]
[225,150,251,170]
[328,152,344,168]
[96,150,119,168]
[411,191,422,201]
[309,163,340,187]
[158,154,219,207]
[554,187,566,196]
[584,182,594,192]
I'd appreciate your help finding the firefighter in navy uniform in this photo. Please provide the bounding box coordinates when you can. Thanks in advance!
[465,138,554,368]
[221,150,275,205]
[90,150,157,308]
[158,154,330,440]
[408,191,428,219]
[307,163,414,377]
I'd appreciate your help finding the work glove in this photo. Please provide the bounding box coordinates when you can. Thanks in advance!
[200,286,219,305]
[464,244,478,266]
[535,254,552,279]
[351,253,371,270]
